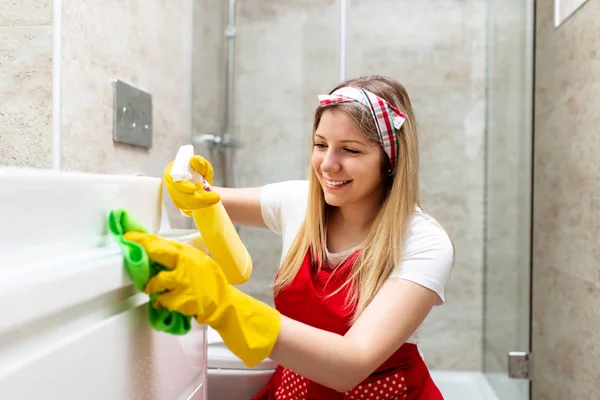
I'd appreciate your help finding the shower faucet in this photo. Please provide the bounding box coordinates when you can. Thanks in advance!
[194,132,244,209]
[193,133,245,151]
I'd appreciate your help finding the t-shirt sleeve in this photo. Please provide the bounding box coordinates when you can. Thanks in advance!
[388,217,455,305]
[260,180,308,235]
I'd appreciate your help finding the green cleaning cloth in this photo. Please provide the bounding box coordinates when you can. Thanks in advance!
[108,209,191,335]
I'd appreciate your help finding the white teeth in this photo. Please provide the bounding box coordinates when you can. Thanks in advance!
[325,179,350,186]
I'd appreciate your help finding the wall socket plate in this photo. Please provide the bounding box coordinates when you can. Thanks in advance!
[113,80,153,148]
[554,0,590,27]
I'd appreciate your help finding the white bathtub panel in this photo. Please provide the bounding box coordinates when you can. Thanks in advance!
[0,168,206,399]
[0,253,207,399]
[0,167,162,268]
[0,252,129,333]
[0,304,205,399]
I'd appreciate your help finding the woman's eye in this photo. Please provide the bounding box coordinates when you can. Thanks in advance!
[314,143,327,148]
[344,148,360,154]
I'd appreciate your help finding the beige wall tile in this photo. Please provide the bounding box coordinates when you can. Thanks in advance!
[533,0,600,398]
[0,26,53,168]
[226,0,339,303]
[190,0,228,180]
[192,0,228,137]
[347,0,486,370]
[59,0,193,227]
[532,268,600,399]
[0,0,52,26]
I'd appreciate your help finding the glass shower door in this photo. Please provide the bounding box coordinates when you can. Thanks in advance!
[226,0,340,305]
[483,0,534,399]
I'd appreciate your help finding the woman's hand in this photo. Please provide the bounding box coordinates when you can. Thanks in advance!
[163,155,221,214]
[123,231,281,367]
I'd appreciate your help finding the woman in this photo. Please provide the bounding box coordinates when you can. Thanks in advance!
[124,75,454,399]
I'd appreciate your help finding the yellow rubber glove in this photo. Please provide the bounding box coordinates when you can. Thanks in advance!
[164,155,221,216]
[123,231,281,368]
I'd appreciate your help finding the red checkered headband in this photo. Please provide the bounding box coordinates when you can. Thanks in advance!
[318,86,407,174]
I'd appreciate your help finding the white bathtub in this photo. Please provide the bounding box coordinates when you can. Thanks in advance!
[0,167,208,399]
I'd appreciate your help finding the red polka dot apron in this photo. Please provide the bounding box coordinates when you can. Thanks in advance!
[251,251,444,400]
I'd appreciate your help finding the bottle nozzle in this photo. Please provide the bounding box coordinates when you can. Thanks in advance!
[171,145,204,185]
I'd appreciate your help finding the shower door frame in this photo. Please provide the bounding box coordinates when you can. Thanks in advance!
[482,0,535,399]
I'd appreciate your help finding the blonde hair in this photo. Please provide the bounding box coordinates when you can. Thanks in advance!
[273,75,420,322]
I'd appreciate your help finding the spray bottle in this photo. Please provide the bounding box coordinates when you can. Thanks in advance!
[170,145,252,285]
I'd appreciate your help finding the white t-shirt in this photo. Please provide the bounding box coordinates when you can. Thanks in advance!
[260,180,455,344]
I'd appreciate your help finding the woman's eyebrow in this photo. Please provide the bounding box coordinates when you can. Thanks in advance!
[313,134,365,145]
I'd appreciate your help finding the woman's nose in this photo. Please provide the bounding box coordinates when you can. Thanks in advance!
[320,149,341,173]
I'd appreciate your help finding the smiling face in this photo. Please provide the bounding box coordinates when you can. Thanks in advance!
[311,107,387,214]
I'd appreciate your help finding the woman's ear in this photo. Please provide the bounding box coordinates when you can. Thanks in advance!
[380,150,392,176]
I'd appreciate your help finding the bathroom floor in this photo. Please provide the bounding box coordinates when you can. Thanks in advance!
[430,370,500,400]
